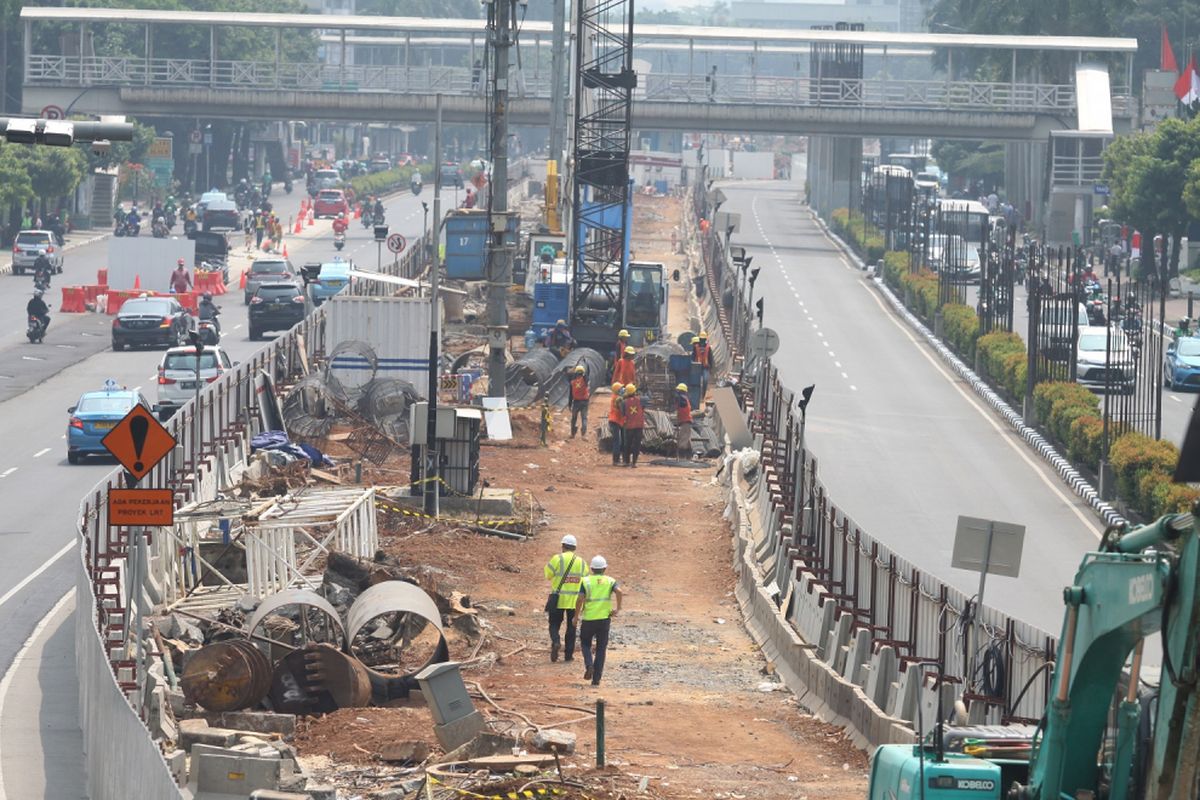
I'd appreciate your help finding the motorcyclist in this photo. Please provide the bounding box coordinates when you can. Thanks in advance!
[261,170,272,197]
[32,253,53,288]
[125,205,141,235]
[198,291,220,334]
[27,290,49,334]
[1175,317,1192,340]
[410,171,422,194]
[332,213,348,235]
[183,206,199,234]
[372,197,385,223]
[164,195,177,221]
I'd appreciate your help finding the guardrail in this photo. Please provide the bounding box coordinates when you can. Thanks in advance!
[27,53,1136,115]
[75,232,429,798]
[692,180,1057,735]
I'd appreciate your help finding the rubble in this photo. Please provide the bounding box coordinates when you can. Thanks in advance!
[531,729,577,754]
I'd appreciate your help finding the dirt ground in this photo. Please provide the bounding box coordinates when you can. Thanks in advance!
[292,195,870,799]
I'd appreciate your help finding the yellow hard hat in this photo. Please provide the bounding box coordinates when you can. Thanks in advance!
[574,365,585,373]
[675,383,688,392]
[625,383,637,394]
[556,319,566,325]
[624,346,635,355]
[618,329,630,338]
[698,331,708,339]
[611,382,623,392]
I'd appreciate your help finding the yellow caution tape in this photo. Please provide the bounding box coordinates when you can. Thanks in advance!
[427,775,586,800]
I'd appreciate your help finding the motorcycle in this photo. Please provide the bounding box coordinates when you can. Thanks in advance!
[114,219,140,237]
[26,315,46,344]
[284,179,293,194]
[33,272,51,293]
[165,210,177,230]
[411,175,422,196]
[152,217,170,238]
[183,218,198,235]
[197,319,220,346]
[334,231,346,251]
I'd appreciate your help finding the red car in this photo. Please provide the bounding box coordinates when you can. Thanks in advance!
[313,189,349,219]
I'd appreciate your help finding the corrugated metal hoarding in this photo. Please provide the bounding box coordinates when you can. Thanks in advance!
[325,295,432,389]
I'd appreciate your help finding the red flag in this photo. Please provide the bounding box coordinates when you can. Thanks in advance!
[1163,24,1179,72]
[1175,55,1197,100]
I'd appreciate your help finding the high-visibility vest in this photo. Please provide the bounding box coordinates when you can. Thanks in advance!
[692,341,711,368]
[570,375,590,402]
[544,552,588,610]
[677,393,692,423]
[623,396,645,430]
[579,574,618,621]
[613,358,635,386]
[608,395,624,425]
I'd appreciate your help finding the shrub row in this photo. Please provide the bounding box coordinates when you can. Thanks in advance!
[346,164,432,198]
[828,208,885,264]
[977,332,1028,400]
[942,303,980,361]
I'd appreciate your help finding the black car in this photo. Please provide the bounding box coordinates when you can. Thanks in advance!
[248,282,308,340]
[112,297,194,350]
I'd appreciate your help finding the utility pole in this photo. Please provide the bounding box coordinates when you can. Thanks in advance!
[486,0,516,398]
[424,94,444,516]
[548,0,567,164]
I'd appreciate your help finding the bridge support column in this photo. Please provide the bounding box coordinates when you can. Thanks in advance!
[1005,140,1047,236]
[806,135,861,218]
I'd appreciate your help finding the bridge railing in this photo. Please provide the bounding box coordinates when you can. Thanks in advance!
[28,52,1125,114]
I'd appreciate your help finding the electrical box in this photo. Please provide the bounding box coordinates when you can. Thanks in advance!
[415,662,475,726]
[435,406,457,439]
[410,401,428,446]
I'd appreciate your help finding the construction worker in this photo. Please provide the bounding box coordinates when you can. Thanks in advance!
[576,555,622,686]
[614,328,631,360]
[569,364,590,438]
[547,319,575,355]
[692,332,711,397]
[675,382,693,460]
[613,345,636,386]
[607,382,625,466]
[621,383,645,467]
[545,534,589,663]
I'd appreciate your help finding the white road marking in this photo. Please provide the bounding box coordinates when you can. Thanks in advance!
[233,324,243,330]
[0,589,73,800]
[0,468,15,478]
[850,385,858,391]
[859,281,1102,538]
[0,541,72,612]
[1171,395,1181,402]
[834,361,842,368]
[32,448,49,458]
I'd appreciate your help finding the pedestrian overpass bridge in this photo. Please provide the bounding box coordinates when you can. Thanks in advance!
[20,7,1137,140]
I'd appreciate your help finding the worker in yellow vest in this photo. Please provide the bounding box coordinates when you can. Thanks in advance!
[575,555,622,686]
[544,534,589,662]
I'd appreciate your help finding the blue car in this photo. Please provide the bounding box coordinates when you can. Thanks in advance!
[67,382,149,464]
[310,260,352,306]
[1165,336,1200,390]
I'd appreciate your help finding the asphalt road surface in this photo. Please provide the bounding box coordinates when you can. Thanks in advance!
[0,184,430,798]
[724,178,1107,639]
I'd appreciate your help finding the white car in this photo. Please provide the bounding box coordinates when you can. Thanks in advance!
[1076,325,1135,393]
[156,345,233,419]
[914,171,941,194]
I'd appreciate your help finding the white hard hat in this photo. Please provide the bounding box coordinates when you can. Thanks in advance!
[590,555,607,570]
[561,534,577,547]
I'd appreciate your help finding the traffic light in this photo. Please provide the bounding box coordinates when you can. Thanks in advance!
[755,297,764,325]
[748,267,761,288]
[0,118,134,147]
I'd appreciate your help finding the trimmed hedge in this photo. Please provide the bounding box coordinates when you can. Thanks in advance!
[977,332,1027,399]
[882,250,909,290]
[829,208,885,263]
[347,164,432,197]
[1108,432,1199,518]
[942,303,980,361]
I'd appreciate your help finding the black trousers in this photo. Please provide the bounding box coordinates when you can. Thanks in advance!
[579,618,611,684]
[622,428,643,465]
[570,399,589,436]
[609,422,623,463]
[547,607,577,659]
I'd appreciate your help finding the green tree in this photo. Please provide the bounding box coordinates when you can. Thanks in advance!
[931,139,1004,190]
[0,147,34,210]
[82,119,157,171]
[16,146,88,205]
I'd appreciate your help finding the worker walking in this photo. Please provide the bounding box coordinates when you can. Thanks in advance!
[613,328,631,361]
[621,383,645,467]
[544,534,589,662]
[692,332,711,397]
[607,382,625,465]
[613,345,636,387]
[569,364,590,438]
[675,382,693,461]
[576,555,622,686]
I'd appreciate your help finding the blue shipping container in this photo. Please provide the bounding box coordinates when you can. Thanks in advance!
[444,211,521,280]
[532,283,570,335]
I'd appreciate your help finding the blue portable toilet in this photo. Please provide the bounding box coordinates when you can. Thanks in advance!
[444,209,521,280]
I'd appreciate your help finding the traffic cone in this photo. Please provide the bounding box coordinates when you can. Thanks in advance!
[133,274,141,289]
[282,244,288,259]
[307,208,314,227]
[353,205,361,220]
[293,215,301,234]
[239,270,247,290]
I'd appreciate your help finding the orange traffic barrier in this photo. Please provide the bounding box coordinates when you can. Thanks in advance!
[80,284,105,307]
[97,268,108,286]
[60,286,86,313]
[104,290,138,316]
[175,291,199,314]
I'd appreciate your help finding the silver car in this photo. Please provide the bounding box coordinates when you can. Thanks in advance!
[244,257,294,304]
[12,230,63,275]
[156,345,233,419]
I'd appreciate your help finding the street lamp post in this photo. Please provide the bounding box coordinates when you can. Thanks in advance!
[790,384,815,547]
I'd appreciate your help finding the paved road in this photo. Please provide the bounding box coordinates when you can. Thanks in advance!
[724,178,1106,638]
[0,185,429,798]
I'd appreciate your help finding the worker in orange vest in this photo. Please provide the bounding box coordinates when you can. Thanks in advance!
[568,364,591,438]
[613,328,631,361]
[620,383,645,467]
[675,382,693,460]
[607,382,625,465]
[692,332,711,396]
[613,345,636,386]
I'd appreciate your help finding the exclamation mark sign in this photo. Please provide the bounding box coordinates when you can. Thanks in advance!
[129,415,149,473]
